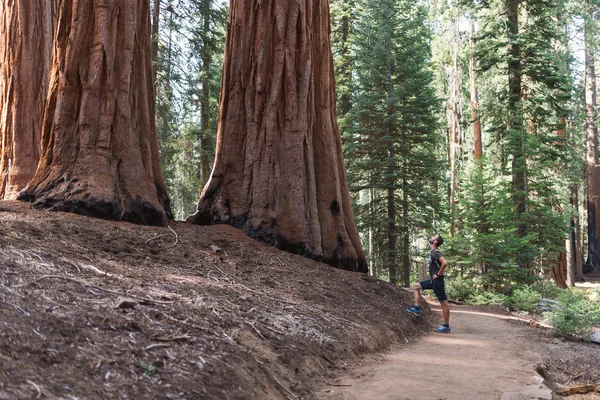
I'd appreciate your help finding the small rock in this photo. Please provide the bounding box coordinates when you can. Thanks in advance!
[116,297,137,309]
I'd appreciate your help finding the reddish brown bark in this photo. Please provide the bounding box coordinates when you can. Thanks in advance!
[448,18,461,237]
[552,252,568,289]
[0,1,54,199]
[188,0,367,272]
[469,17,482,162]
[18,0,172,226]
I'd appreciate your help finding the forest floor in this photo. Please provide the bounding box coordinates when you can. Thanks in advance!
[0,200,598,400]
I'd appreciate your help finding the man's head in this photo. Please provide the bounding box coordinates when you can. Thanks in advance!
[429,234,443,248]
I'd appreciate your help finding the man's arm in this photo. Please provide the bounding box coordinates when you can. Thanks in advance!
[433,256,448,279]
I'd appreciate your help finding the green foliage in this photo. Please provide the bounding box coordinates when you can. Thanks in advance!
[545,289,600,340]
[506,286,542,313]
[445,276,478,302]
[468,291,508,306]
[340,0,443,283]
[138,362,157,375]
[444,159,538,290]
[154,0,227,220]
[530,279,563,299]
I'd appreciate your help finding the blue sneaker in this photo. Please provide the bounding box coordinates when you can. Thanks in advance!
[435,325,451,333]
[406,306,421,316]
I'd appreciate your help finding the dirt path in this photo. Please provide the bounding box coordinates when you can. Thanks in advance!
[318,303,553,400]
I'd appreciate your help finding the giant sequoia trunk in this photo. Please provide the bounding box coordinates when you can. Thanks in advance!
[18,0,172,226]
[188,0,367,272]
[0,1,54,199]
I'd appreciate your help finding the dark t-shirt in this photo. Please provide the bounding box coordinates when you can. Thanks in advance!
[428,249,443,277]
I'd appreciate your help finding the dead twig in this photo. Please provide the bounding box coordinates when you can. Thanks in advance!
[163,226,179,249]
[271,374,299,400]
[0,299,30,316]
[153,334,192,342]
[33,275,174,305]
[145,234,169,244]
[245,321,267,340]
[145,343,171,351]
[26,380,41,399]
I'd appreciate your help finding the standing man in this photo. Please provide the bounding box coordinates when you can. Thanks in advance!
[406,234,451,333]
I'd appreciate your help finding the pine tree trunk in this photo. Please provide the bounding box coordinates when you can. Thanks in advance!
[572,186,584,280]
[448,17,461,237]
[188,0,366,272]
[387,179,397,284]
[507,0,527,244]
[401,173,410,287]
[0,0,54,199]
[18,0,172,226]
[566,218,575,287]
[469,16,482,162]
[386,37,397,283]
[585,17,600,269]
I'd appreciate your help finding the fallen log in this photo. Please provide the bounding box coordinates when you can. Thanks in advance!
[556,384,600,395]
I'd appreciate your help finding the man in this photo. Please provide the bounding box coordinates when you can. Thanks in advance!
[406,234,451,333]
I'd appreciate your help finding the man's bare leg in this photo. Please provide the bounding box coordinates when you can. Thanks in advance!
[413,283,422,306]
[440,301,450,324]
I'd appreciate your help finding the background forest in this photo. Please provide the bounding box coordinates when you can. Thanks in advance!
[154,0,600,329]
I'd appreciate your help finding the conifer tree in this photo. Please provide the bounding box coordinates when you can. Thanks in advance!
[475,0,571,271]
[347,0,441,285]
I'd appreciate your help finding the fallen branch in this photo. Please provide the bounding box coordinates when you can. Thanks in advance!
[556,384,600,395]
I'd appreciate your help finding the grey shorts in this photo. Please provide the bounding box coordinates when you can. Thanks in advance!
[419,276,447,302]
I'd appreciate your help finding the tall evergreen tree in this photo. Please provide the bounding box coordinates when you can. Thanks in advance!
[347,0,441,285]
[475,0,572,272]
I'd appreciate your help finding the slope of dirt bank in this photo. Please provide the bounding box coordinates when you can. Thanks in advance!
[0,201,433,400]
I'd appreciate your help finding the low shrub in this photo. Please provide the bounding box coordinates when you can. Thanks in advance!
[507,286,541,313]
[445,276,478,302]
[530,279,562,299]
[468,291,508,306]
[544,289,600,340]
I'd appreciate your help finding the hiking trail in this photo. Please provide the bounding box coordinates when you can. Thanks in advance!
[318,302,554,400]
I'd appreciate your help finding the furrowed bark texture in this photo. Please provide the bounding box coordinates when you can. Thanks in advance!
[188,0,367,272]
[0,0,54,198]
[18,0,172,226]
